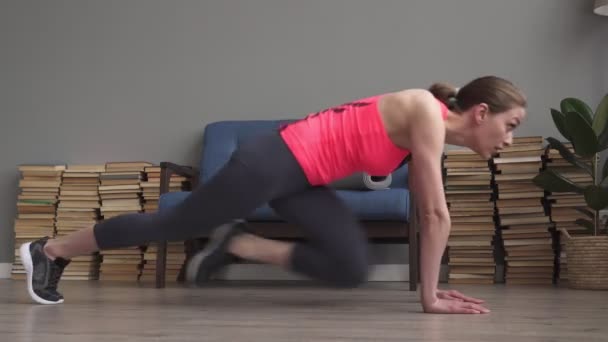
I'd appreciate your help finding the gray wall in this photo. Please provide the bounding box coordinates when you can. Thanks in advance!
[1,0,607,263]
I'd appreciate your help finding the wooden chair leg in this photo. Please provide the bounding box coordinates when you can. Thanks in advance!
[155,241,167,288]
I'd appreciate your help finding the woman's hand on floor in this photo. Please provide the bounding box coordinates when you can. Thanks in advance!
[422,289,490,314]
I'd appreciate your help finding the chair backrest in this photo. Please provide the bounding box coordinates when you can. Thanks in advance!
[200,120,410,188]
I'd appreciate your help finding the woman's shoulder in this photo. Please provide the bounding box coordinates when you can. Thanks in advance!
[380,89,445,128]
[381,88,440,113]
[377,89,445,150]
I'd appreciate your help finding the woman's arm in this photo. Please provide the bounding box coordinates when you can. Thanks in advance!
[403,92,450,307]
[401,91,490,314]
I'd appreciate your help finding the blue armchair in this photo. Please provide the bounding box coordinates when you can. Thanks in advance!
[155,120,419,290]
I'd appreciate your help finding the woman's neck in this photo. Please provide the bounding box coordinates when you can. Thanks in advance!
[444,110,470,147]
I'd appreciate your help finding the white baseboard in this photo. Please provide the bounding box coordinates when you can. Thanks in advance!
[216,264,412,281]
[214,264,449,282]
[217,264,307,281]
[0,263,12,279]
[0,262,449,282]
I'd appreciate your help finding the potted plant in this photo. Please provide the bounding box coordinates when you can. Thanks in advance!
[532,94,608,290]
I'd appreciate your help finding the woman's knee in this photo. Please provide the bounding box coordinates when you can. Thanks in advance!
[327,247,369,288]
[333,259,369,288]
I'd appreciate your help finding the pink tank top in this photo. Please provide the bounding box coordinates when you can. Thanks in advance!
[279,94,449,186]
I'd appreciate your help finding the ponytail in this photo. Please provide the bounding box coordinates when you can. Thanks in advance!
[428,82,459,110]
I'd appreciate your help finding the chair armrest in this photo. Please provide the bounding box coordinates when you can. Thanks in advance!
[159,162,199,194]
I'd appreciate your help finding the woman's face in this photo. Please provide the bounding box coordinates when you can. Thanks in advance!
[467,104,526,159]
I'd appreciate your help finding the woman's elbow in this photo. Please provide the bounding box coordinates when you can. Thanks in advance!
[420,209,451,228]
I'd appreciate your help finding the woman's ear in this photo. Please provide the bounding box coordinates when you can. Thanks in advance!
[473,103,489,124]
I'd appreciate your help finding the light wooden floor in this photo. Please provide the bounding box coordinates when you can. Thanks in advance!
[0,279,606,342]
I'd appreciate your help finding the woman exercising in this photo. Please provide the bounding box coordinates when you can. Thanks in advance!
[20,75,526,314]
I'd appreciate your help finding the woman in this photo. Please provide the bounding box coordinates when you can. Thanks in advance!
[20,75,526,314]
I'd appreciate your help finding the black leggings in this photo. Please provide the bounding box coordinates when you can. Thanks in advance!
[93,131,369,287]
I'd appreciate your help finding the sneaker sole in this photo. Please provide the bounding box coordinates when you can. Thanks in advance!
[185,223,234,284]
[19,242,64,305]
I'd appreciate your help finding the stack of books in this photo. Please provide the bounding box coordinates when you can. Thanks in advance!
[98,162,151,219]
[140,242,187,283]
[98,247,144,282]
[141,166,162,212]
[492,137,555,285]
[443,148,496,285]
[97,161,151,282]
[140,165,187,212]
[56,164,105,280]
[544,143,595,283]
[12,164,65,280]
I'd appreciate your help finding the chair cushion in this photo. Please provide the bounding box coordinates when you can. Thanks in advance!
[159,188,410,222]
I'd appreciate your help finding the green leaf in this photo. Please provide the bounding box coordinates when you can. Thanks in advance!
[564,111,600,157]
[592,94,608,137]
[550,108,570,140]
[545,137,592,175]
[561,97,594,126]
[599,130,608,151]
[574,218,595,232]
[532,169,584,194]
[583,185,608,210]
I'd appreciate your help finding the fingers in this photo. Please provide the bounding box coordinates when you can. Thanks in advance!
[449,290,485,304]
[463,302,490,314]
[445,294,464,302]
[423,298,491,314]
[448,302,490,314]
[448,304,479,314]
[437,290,464,301]
[461,309,482,314]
